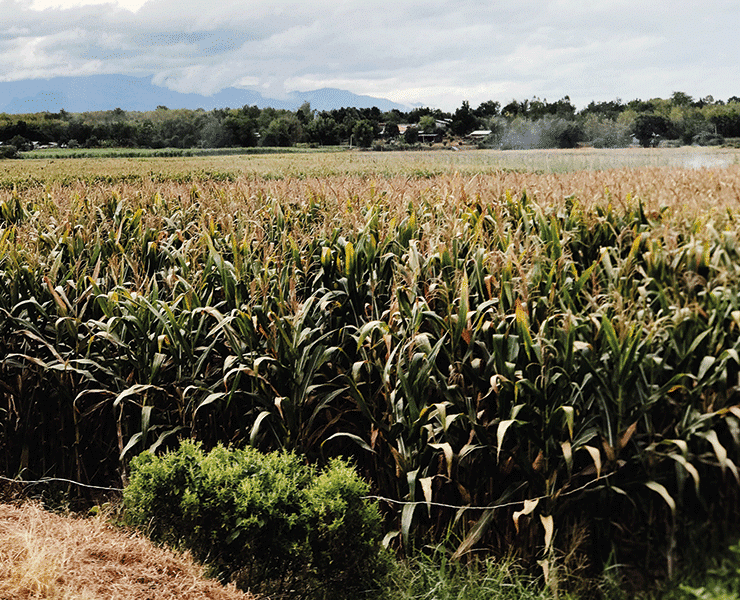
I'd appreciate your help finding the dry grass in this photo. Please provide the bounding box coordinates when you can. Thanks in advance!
[2,146,740,182]
[0,503,254,600]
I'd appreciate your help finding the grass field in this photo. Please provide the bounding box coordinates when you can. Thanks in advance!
[2,146,740,598]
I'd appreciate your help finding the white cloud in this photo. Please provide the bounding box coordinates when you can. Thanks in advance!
[1,0,738,110]
[27,0,147,12]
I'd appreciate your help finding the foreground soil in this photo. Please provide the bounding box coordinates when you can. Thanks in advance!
[0,502,254,600]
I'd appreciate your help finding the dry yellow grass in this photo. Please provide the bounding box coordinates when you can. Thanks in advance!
[2,146,740,182]
[0,503,254,600]
[6,161,739,235]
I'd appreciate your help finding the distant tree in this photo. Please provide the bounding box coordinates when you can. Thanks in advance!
[403,125,419,144]
[451,100,479,136]
[305,115,341,146]
[502,98,531,119]
[223,113,258,147]
[551,96,576,119]
[9,135,30,151]
[383,109,403,124]
[383,122,400,138]
[579,99,625,120]
[418,115,436,133]
[634,113,672,147]
[671,91,694,107]
[296,101,313,124]
[262,113,302,147]
[474,100,500,118]
[352,119,375,147]
[0,144,19,159]
[540,117,583,148]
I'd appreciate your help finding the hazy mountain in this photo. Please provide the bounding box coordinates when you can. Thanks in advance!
[0,75,412,114]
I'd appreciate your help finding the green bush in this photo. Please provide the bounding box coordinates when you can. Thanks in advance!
[123,440,390,600]
[0,144,19,159]
[663,539,740,600]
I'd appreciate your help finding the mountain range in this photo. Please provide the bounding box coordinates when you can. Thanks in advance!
[0,75,413,114]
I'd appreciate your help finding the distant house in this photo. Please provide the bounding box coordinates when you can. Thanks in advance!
[466,130,492,141]
[379,123,404,137]
[419,131,442,144]
[379,121,446,143]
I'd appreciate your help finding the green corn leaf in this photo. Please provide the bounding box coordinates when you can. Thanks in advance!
[401,502,417,550]
[249,411,273,446]
[497,419,517,463]
[644,481,676,517]
[113,384,162,409]
[454,272,469,346]
[429,442,454,477]
[600,315,620,357]
[193,392,226,417]
[140,405,153,444]
[322,432,375,455]
[697,355,716,382]
[451,507,497,561]
[356,320,389,349]
[148,426,186,454]
[667,453,701,496]
[515,299,537,363]
[560,406,575,440]
[119,432,143,461]
[704,429,728,473]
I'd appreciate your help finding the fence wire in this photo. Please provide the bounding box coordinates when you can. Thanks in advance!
[1,472,613,511]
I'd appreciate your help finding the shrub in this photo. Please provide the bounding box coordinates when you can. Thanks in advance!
[692,131,725,146]
[0,145,19,159]
[123,440,390,600]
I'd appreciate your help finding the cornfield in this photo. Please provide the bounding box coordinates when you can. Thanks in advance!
[2,149,740,584]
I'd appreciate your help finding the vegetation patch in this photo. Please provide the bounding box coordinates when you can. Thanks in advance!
[1,153,740,596]
[123,441,390,600]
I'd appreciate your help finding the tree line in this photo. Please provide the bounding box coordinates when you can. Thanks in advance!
[1,91,739,155]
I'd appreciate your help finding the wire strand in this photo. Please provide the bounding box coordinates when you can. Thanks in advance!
[364,473,614,511]
[0,472,613,510]
[0,475,124,493]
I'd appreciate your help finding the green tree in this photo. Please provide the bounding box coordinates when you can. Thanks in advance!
[352,119,375,147]
[0,144,19,159]
[403,125,419,144]
[418,115,436,133]
[634,113,672,147]
[305,115,340,145]
[383,122,400,138]
[474,100,500,118]
[671,91,694,107]
[262,113,302,147]
[8,135,30,151]
[451,100,479,136]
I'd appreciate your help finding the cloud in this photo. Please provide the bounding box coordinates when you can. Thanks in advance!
[1,0,738,110]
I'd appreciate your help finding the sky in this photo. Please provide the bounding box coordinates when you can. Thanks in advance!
[1,0,738,112]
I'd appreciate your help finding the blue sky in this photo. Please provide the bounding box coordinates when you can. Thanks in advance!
[2,0,738,111]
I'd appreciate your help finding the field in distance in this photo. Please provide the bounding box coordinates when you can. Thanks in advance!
[4,145,740,183]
